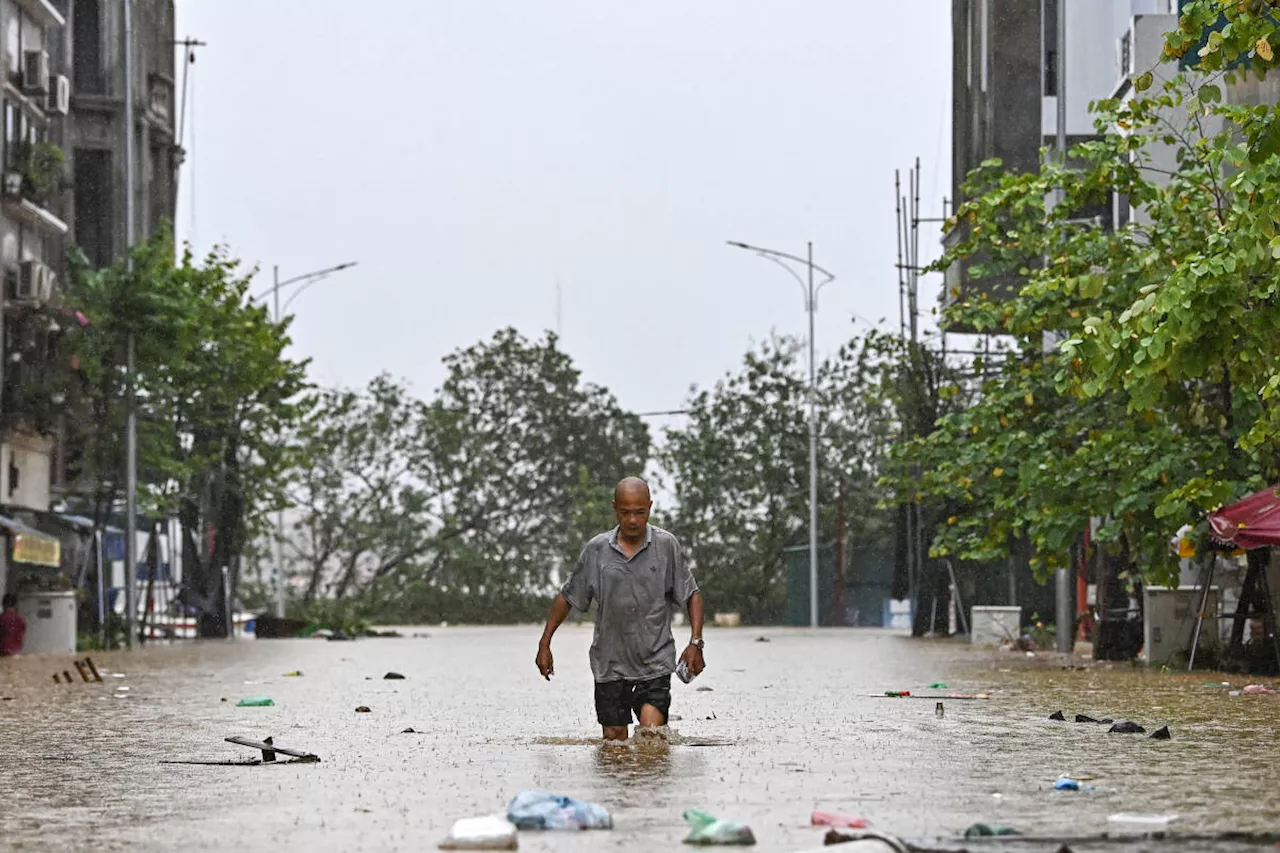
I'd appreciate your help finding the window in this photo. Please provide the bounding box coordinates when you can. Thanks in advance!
[73,149,112,266]
[73,0,103,94]
[3,101,15,169]
[1043,0,1058,96]
[980,0,989,93]
[966,0,973,89]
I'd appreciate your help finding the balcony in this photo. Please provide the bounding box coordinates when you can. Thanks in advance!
[2,142,69,236]
[13,0,65,29]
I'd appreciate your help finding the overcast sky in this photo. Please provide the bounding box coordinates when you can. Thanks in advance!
[174,2,952,435]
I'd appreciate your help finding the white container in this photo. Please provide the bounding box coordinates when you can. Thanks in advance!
[439,815,518,850]
[16,590,77,654]
[1144,586,1218,668]
[1108,813,1178,834]
[970,606,1022,645]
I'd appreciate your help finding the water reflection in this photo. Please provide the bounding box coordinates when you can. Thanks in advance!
[592,737,674,783]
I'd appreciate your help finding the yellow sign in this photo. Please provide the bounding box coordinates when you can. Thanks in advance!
[13,533,61,567]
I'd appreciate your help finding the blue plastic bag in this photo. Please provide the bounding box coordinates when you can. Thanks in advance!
[1054,776,1095,792]
[506,790,612,830]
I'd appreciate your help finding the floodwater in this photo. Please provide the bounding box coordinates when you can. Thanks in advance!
[1,626,1279,852]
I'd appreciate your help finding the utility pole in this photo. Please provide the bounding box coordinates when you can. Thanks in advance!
[123,0,138,650]
[173,36,206,210]
[1053,0,1073,655]
[727,240,836,629]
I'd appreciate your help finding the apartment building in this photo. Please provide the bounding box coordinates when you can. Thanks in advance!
[0,0,173,517]
[943,0,1175,310]
[0,0,173,605]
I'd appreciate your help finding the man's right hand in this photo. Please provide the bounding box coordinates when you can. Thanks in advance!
[536,641,554,680]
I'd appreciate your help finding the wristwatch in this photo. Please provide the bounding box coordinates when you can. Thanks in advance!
[690,638,705,650]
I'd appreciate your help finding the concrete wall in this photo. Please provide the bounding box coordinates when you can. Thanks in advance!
[1,429,52,511]
[1041,0,1173,139]
[951,0,1043,205]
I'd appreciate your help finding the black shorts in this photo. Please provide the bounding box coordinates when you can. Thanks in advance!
[594,674,672,727]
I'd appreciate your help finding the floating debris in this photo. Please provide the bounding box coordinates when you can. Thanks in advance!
[1108,721,1146,734]
[383,672,406,680]
[1048,710,1066,721]
[236,696,274,707]
[440,815,518,850]
[1150,726,1172,740]
[225,735,320,763]
[355,705,372,713]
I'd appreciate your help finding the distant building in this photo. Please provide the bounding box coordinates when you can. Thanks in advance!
[943,0,1175,314]
[0,0,174,519]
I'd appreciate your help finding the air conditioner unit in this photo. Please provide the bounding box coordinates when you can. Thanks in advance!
[22,51,49,97]
[16,260,40,301]
[38,267,55,302]
[2,171,22,199]
[47,74,69,116]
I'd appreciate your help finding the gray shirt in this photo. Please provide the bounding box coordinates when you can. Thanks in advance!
[560,524,699,683]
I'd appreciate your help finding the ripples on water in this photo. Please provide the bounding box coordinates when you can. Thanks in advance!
[1,626,1278,851]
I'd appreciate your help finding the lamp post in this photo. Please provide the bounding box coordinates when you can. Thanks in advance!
[727,240,836,629]
[257,261,358,619]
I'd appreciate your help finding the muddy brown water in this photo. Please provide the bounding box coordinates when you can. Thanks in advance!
[0,626,1278,852]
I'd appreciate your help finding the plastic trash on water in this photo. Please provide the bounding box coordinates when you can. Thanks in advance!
[439,815,519,850]
[1108,813,1179,834]
[1054,776,1095,792]
[811,810,868,829]
[506,791,612,830]
[235,696,274,707]
[1242,684,1275,694]
[964,823,1019,837]
[682,809,756,845]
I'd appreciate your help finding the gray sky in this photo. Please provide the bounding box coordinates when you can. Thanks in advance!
[175,2,952,434]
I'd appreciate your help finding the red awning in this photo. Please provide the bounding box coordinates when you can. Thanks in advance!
[1208,484,1280,550]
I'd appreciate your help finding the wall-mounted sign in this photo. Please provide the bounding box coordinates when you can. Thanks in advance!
[13,532,61,567]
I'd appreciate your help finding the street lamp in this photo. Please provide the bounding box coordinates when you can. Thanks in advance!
[256,261,358,619]
[727,240,836,629]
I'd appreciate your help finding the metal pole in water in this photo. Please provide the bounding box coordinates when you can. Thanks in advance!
[123,0,138,650]
[807,241,819,630]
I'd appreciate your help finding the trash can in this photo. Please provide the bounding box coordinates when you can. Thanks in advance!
[17,590,77,654]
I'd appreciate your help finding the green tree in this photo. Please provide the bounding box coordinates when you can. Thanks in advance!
[895,14,1280,588]
[662,333,899,624]
[283,375,434,606]
[63,233,309,636]
[288,329,650,624]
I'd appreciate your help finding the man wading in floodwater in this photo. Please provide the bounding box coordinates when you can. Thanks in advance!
[536,476,705,741]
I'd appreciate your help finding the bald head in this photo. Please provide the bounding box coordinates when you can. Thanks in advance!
[613,477,652,542]
[614,476,651,502]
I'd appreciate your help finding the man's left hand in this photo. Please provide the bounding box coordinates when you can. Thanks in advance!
[679,643,706,677]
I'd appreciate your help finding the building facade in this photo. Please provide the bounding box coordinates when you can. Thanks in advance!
[0,0,174,604]
[944,0,1176,308]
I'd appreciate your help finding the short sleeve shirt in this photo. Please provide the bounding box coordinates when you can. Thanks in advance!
[560,525,699,683]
